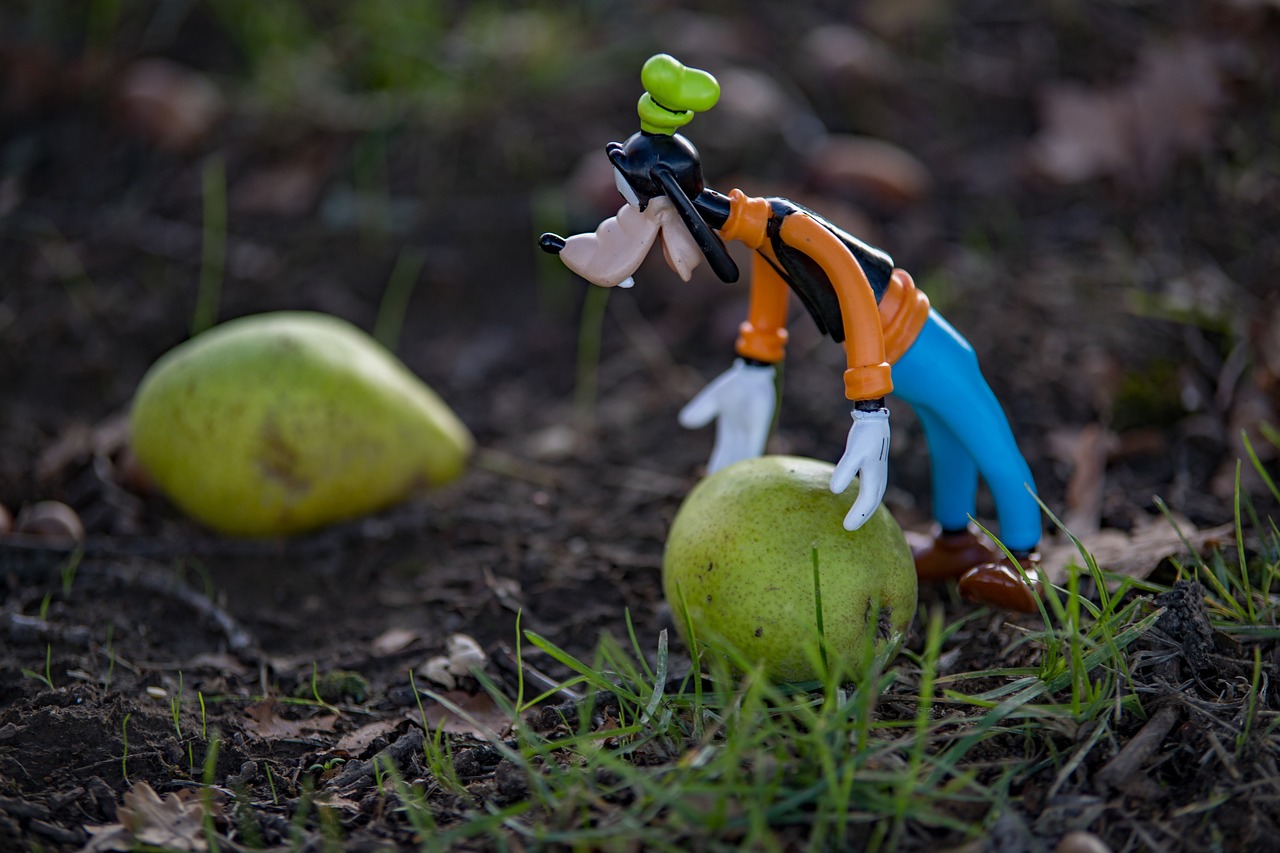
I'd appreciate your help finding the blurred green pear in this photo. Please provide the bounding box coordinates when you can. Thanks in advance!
[130,311,472,536]
[663,456,916,682]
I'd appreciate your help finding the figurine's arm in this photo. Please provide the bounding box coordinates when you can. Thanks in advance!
[734,251,791,364]
[777,214,891,400]
[678,251,789,473]
[777,213,893,531]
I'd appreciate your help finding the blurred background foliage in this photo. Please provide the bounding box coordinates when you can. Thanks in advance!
[2,0,1278,522]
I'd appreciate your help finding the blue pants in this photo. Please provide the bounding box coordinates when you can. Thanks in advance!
[889,309,1041,553]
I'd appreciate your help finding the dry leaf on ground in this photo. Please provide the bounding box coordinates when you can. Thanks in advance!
[797,24,903,88]
[1042,513,1235,585]
[232,142,337,216]
[241,701,338,740]
[113,59,225,152]
[1046,423,1118,535]
[1027,37,1226,187]
[82,781,208,852]
[805,134,932,208]
[421,632,489,690]
[418,690,511,741]
[335,714,415,755]
[371,627,419,656]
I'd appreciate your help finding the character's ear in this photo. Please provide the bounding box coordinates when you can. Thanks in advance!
[652,165,739,283]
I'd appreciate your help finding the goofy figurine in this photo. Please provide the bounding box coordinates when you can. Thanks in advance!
[540,55,1043,612]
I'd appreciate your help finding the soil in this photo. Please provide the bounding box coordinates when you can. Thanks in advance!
[2,3,1279,851]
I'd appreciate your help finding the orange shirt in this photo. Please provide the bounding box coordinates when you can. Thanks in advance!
[718,189,930,401]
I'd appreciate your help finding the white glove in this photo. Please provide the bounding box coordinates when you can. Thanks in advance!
[830,408,891,531]
[678,359,777,473]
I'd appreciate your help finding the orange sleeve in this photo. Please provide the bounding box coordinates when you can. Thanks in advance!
[777,214,893,400]
[734,251,791,363]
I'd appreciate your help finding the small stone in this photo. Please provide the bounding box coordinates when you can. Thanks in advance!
[1055,830,1112,853]
[492,759,530,804]
[422,656,455,690]
[14,501,85,542]
[445,634,486,676]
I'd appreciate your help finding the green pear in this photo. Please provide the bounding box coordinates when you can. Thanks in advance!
[663,456,916,682]
[129,312,473,536]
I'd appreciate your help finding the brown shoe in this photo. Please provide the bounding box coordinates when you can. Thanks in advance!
[957,554,1044,613]
[907,524,1000,583]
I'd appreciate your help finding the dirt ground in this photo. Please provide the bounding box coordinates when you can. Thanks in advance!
[2,2,1279,850]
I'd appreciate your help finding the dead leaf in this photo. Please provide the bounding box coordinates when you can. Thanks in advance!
[1249,298,1280,395]
[417,690,511,741]
[1,44,64,111]
[372,627,419,656]
[1042,513,1235,585]
[1047,424,1119,535]
[183,652,251,676]
[311,791,362,813]
[713,65,803,139]
[113,59,225,152]
[863,0,950,37]
[1211,384,1279,500]
[422,656,456,690]
[334,714,413,754]
[82,781,208,852]
[242,701,338,740]
[232,143,336,216]
[483,569,523,612]
[797,24,903,88]
[36,412,130,483]
[805,134,932,208]
[1027,38,1226,188]
[421,633,489,690]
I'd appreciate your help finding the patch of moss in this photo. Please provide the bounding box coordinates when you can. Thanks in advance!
[1112,360,1187,432]
[295,669,370,704]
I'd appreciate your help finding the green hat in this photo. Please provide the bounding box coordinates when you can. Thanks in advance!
[637,54,720,135]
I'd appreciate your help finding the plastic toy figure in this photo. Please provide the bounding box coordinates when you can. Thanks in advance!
[539,55,1043,611]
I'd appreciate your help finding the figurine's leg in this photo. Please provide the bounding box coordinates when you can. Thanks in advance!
[892,310,1041,565]
[911,406,978,534]
[902,405,1002,580]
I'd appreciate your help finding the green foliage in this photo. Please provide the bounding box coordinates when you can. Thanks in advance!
[120,712,132,782]
[574,284,610,427]
[1110,359,1187,432]
[202,0,594,122]
[21,644,54,690]
[192,153,226,337]
[377,467,1279,850]
[296,666,370,705]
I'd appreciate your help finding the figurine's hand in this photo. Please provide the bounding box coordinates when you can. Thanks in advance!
[830,408,891,531]
[678,359,776,473]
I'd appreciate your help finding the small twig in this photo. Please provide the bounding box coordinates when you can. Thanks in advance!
[89,562,260,658]
[490,643,584,706]
[1096,702,1182,790]
[471,446,560,489]
[326,728,424,793]
[1202,730,1243,782]
[3,611,93,648]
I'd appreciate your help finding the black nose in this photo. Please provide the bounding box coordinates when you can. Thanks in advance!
[538,233,566,255]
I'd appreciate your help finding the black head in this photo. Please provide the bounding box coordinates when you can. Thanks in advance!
[604,130,737,282]
[607,131,705,209]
